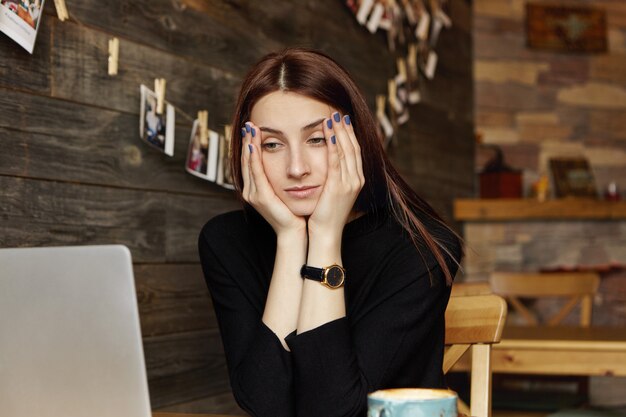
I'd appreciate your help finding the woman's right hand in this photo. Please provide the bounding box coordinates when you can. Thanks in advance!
[241,121,307,237]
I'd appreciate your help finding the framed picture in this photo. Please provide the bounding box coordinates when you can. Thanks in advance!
[526,3,607,53]
[549,157,597,198]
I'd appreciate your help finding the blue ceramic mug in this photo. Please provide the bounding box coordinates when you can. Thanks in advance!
[368,388,457,417]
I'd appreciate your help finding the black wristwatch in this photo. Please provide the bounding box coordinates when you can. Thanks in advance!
[300,264,346,289]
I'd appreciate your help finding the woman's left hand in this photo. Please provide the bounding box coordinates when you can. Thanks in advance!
[308,112,365,240]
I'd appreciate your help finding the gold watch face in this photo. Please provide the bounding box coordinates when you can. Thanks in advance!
[323,265,345,289]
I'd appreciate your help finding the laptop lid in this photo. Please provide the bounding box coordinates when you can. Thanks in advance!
[0,245,152,417]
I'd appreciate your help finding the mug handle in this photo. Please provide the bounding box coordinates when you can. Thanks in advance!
[369,407,392,417]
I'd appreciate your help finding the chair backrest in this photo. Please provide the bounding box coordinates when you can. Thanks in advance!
[490,272,600,327]
[444,294,508,417]
[450,281,492,297]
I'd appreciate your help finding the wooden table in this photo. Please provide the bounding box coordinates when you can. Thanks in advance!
[452,325,626,376]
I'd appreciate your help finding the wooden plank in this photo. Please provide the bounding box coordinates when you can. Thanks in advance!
[0,90,235,196]
[144,330,225,379]
[135,264,217,337]
[153,391,243,415]
[0,14,51,94]
[51,20,240,119]
[148,361,231,409]
[60,0,280,77]
[0,176,239,262]
[454,198,626,221]
[58,0,392,93]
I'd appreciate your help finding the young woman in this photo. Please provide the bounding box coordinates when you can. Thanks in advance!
[198,47,463,417]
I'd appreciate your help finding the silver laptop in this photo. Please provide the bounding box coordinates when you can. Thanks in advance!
[0,245,152,417]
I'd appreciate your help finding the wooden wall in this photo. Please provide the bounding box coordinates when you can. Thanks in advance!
[0,0,472,414]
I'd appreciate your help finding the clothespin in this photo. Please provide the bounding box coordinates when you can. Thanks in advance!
[376,95,386,117]
[53,0,69,21]
[154,78,166,115]
[402,0,416,25]
[424,51,438,79]
[376,94,394,143]
[407,43,418,76]
[366,1,385,34]
[224,125,233,158]
[108,38,119,76]
[356,0,375,25]
[396,57,408,84]
[197,110,209,147]
[388,79,403,114]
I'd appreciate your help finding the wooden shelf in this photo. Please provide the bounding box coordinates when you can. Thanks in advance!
[454,198,626,221]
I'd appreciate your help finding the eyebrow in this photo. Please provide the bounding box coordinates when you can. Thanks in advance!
[259,117,325,135]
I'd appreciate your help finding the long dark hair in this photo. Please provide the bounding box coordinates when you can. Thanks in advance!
[229,47,463,285]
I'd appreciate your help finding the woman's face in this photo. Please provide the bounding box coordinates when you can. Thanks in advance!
[249,91,338,217]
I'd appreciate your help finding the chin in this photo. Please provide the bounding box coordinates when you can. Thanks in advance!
[285,201,316,218]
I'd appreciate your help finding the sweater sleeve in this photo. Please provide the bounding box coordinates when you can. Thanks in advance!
[198,227,295,417]
[284,256,458,417]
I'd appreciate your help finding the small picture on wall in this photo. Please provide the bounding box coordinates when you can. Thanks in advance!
[139,84,175,157]
[186,120,209,177]
[549,157,598,198]
[0,0,45,53]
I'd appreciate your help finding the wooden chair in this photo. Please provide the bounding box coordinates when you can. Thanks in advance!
[489,272,600,327]
[451,281,492,297]
[444,294,508,417]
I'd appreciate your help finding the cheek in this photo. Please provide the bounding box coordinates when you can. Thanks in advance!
[261,153,282,189]
[313,149,328,180]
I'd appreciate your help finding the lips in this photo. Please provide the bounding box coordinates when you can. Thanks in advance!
[284,185,320,199]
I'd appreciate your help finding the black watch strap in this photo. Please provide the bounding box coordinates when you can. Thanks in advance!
[300,265,325,282]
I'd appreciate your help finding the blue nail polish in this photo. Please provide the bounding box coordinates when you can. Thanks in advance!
[251,127,256,137]
[248,144,253,153]
[241,127,246,137]
[331,135,336,144]
[245,123,251,133]
[333,112,340,123]
[326,119,332,129]
[344,115,351,125]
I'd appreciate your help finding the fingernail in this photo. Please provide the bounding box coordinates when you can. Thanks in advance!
[245,123,251,133]
[331,135,336,144]
[248,144,253,153]
[326,119,332,129]
[344,115,351,125]
[241,127,246,137]
[252,128,257,137]
[333,112,340,123]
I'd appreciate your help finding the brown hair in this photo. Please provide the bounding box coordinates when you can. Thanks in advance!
[229,47,463,285]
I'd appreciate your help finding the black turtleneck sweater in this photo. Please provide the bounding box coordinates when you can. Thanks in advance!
[197,207,462,417]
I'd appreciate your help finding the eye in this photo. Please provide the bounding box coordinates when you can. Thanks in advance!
[307,137,326,146]
[262,141,282,151]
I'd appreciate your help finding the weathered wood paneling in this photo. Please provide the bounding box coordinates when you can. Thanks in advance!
[0,90,234,195]
[135,264,216,337]
[0,176,238,261]
[1,0,473,413]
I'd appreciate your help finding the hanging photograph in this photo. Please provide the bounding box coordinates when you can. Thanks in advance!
[185,119,219,182]
[139,84,175,157]
[186,119,209,178]
[0,0,45,53]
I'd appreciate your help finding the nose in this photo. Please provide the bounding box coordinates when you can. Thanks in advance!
[287,146,310,179]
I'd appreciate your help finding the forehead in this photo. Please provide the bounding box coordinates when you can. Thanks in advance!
[250,91,334,127]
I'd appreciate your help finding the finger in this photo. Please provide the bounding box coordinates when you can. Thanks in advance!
[247,123,273,195]
[323,117,341,182]
[332,112,356,180]
[343,114,365,186]
[240,125,252,198]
